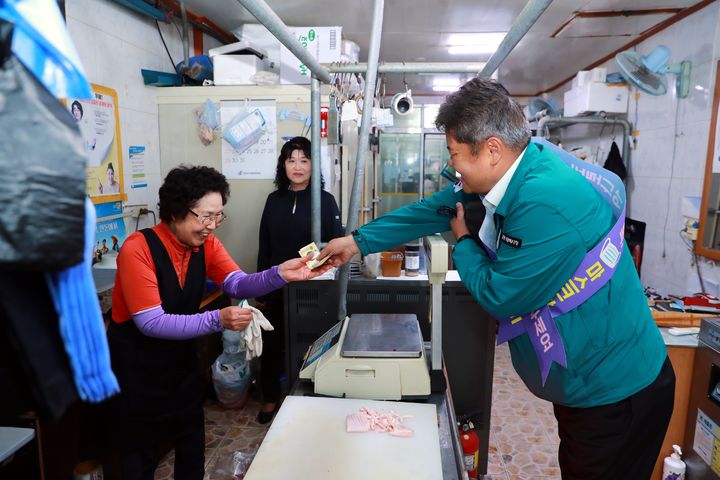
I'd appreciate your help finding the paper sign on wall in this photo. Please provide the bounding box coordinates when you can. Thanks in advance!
[221,99,277,179]
[67,84,125,202]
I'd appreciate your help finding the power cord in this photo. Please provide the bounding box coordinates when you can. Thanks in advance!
[155,20,179,75]
[662,99,682,258]
[135,208,157,232]
[679,227,707,292]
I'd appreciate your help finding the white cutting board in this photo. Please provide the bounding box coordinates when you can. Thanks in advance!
[244,396,443,480]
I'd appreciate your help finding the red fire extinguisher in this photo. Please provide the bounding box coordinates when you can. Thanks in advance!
[320,106,328,138]
[460,420,479,478]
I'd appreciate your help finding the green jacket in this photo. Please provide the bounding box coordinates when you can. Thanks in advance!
[354,141,666,407]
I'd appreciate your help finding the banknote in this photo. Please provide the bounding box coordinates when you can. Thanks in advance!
[298,242,331,270]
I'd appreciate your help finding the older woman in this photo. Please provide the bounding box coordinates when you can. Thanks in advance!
[255,136,343,424]
[109,165,327,480]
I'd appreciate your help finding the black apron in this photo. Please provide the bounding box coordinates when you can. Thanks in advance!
[108,229,205,448]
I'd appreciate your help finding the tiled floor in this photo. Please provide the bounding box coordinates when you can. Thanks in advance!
[483,343,561,480]
[154,396,270,480]
[154,342,561,479]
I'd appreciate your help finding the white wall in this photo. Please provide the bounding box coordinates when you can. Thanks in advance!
[65,0,221,230]
[545,3,720,295]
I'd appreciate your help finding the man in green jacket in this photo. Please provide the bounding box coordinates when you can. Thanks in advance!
[321,77,674,479]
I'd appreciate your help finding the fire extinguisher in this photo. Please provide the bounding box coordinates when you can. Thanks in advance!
[460,420,479,479]
[320,106,328,138]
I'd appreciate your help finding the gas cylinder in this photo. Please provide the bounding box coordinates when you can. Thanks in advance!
[460,420,480,478]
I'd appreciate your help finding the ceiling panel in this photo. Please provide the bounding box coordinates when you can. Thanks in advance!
[178,0,704,95]
[556,13,675,37]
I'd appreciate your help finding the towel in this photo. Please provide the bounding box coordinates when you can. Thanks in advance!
[240,303,274,360]
[45,197,120,402]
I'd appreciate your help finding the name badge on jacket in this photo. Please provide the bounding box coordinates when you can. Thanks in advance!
[499,232,522,248]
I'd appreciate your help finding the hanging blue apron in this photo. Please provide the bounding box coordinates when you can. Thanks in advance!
[493,137,627,385]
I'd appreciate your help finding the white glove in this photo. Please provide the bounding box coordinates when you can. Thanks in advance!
[240,305,274,360]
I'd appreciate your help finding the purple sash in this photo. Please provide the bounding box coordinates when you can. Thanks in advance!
[495,138,626,385]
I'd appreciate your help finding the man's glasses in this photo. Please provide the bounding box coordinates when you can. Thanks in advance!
[440,163,462,183]
[187,209,227,227]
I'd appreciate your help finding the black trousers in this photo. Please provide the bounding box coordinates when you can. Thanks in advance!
[553,356,675,480]
[119,402,205,480]
[258,293,285,404]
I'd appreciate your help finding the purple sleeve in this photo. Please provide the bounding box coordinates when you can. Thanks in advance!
[221,266,287,299]
[133,306,222,339]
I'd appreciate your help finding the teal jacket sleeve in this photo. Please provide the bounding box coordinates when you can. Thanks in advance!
[355,184,470,255]
[453,202,586,318]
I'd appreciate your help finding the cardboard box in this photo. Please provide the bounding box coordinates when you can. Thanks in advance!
[213,54,266,85]
[563,82,628,117]
[572,68,608,88]
[280,26,342,84]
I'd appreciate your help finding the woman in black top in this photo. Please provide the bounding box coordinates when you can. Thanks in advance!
[256,136,343,423]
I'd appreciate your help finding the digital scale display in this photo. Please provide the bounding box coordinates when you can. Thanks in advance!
[301,320,343,370]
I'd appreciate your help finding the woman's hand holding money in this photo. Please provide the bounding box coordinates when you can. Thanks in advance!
[278,255,333,281]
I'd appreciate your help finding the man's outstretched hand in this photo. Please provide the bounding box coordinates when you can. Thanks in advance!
[318,235,360,268]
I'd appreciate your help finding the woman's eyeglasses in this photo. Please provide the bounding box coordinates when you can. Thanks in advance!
[187,209,227,227]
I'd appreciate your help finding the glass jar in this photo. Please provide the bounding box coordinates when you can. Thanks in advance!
[404,243,420,276]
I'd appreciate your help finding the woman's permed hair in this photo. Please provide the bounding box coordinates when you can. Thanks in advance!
[434,77,529,153]
[273,136,324,191]
[158,165,230,223]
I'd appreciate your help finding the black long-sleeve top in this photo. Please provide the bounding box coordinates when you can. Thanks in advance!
[257,186,344,284]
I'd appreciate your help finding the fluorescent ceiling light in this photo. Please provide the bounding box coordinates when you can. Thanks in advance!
[432,76,461,92]
[433,77,460,86]
[447,32,506,55]
[449,45,499,55]
[433,85,460,92]
[447,33,506,45]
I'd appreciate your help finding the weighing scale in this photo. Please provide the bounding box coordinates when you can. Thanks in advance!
[299,234,450,400]
[299,313,431,400]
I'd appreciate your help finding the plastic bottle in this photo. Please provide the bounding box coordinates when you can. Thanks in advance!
[662,445,685,480]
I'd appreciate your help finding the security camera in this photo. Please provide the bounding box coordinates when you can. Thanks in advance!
[391,89,414,116]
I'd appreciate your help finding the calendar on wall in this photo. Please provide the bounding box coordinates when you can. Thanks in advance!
[220,99,277,179]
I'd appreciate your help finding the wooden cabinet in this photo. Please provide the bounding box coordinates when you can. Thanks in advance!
[648,308,707,479]
[651,340,697,478]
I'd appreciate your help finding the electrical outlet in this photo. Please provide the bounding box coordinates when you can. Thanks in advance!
[686,218,699,241]
[124,204,148,219]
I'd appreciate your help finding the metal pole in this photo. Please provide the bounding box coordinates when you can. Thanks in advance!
[236,0,332,84]
[326,62,487,74]
[311,75,322,244]
[179,0,190,68]
[337,0,384,321]
[480,0,553,77]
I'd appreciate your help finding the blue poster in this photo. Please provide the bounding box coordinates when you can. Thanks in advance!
[93,201,127,267]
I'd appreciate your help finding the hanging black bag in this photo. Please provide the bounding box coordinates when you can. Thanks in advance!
[0,20,86,270]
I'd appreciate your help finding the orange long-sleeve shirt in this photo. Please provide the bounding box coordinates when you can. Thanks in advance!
[111,222,239,323]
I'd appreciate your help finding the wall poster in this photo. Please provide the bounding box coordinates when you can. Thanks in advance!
[66,84,125,203]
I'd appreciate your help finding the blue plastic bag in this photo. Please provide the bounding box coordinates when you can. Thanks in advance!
[0,0,92,99]
[212,329,251,408]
